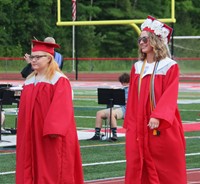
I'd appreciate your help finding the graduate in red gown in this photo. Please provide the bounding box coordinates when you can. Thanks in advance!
[16,40,84,184]
[123,16,187,184]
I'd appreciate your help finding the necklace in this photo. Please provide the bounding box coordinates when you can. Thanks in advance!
[149,61,159,111]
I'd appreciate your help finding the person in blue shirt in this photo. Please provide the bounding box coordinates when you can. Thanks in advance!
[21,37,63,78]
[88,73,130,141]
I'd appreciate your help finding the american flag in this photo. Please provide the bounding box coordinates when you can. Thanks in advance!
[72,0,76,21]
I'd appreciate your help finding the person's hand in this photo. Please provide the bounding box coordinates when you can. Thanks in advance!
[49,134,59,138]
[24,53,31,63]
[148,118,160,129]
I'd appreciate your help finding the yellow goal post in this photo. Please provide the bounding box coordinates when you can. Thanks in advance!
[56,0,176,35]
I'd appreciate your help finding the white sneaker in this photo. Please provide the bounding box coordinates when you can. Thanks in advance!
[1,128,11,134]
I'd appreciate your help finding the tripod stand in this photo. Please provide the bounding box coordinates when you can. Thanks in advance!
[97,88,125,141]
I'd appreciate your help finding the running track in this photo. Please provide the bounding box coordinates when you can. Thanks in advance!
[85,169,200,183]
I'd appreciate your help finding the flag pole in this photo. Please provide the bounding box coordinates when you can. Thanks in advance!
[72,0,76,72]
[72,26,75,72]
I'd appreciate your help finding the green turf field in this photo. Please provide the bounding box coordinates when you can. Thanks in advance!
[0,88,200,183]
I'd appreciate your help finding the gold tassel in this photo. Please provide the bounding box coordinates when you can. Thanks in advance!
[153,129,160,136]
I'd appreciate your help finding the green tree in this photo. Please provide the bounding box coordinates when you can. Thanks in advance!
[175,0,200,35]
[0,0,199,58]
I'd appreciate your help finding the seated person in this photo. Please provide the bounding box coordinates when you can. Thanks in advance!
[1,111,11,134]
[88,73,130,141]
[21,37,63,78]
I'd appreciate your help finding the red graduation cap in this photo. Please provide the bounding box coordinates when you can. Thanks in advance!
[141,15,173,44]
[31,40,60,56]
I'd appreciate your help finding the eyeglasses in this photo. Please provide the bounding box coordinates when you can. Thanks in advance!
[29,55,48,61]
[138,36,149,44]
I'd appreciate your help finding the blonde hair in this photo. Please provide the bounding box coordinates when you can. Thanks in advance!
[138,32,170,61]
[45,54,62,80]
[28,54,63,80]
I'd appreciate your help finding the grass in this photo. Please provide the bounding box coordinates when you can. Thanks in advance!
[0,58,200,74]
[0,87,200,183]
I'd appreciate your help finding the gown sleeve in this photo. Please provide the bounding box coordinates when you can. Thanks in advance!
[43,77,75,136]
[150,64,180,129]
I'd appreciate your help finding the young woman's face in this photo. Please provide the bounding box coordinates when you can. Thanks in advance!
[30,51,51,72]
[138,31,153,54]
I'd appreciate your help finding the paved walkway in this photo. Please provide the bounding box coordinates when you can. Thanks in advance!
[1,122,200,147]
[0,131,118,147]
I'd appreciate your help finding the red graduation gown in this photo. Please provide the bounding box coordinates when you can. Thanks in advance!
[123,58,187,184]
[16,72,84,184]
